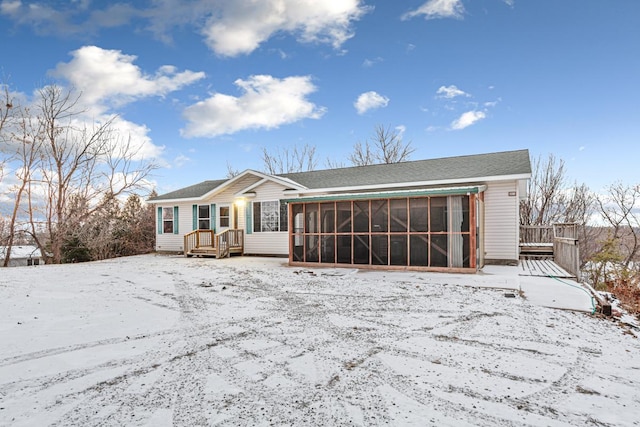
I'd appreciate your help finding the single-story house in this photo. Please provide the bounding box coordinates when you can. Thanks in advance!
[148,149,531,273]
[0,245,44,267]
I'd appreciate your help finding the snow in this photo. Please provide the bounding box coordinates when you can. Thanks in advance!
[1,254,639,426]
[0,245,42,261]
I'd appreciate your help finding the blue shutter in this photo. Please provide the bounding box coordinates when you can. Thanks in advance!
[173,206,179,234]
[245,202,252,235]
[210,203,216,233]
[192,205,197,230]
[157,207,163,234]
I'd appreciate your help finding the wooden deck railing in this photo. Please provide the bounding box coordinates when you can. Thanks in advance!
[216,229,244,258]
[520,225,554,244]
[553,223,578,239]
[554,237,580,279]
[520,223,580,278]
[184,229,214,256]
[553,223,580,278]
[184,229,244,258]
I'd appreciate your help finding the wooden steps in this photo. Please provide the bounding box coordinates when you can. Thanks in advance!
[187,245,244,258]
[519,243,554,258]
[188,246,218,257]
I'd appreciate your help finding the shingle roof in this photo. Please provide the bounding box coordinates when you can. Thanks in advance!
[280,149,531,189]
[150,149,530,201]
[149,179,227,201]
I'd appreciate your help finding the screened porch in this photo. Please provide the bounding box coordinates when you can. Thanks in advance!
[287,188,482,272]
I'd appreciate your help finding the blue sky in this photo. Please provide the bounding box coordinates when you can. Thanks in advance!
[1,0,638,195]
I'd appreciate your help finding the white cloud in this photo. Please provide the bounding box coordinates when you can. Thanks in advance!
[354,91,390,115]
[240,143,256,153]
[181,75,326,138]
[0,1,139,36]
[436,85,469,99]
[105,116,165,161]
[362,57,383,68]
[450,110,486,130]
[173,154,191,168]
[51,46,205,114]
[0,1,20,14]
[2,1,369,57]
[200,0,369,56]
[42,45,205,163]
[402,0,464,20]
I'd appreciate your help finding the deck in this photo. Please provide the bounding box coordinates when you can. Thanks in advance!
[184,229,244,259]
[518,258,575,278]
[519,224,580,278]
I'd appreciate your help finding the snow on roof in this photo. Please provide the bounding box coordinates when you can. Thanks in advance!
[0,245,42,260]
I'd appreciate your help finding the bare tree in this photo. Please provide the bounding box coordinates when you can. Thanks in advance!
[324,157,346,169]
[27,85,157,263]
[349,140,374,167]
[2,101,44,266]
[519,154,597,267]
[596,182,640,268]
[226,162,241,178]
[519,154,593,226]
[0,83,16,185]
[349,124,415,166]
[262,143,317,174]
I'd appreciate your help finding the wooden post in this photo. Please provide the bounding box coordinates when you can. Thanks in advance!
[469,193,477,270]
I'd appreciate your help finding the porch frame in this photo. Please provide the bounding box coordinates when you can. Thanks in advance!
[286,188,482,273]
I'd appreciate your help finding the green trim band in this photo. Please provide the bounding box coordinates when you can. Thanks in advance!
[282,186,483,204]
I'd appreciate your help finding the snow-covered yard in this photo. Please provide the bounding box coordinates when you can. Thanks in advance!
[1,254,639,426]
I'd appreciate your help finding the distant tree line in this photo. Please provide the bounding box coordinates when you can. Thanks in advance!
[0,83,156,266]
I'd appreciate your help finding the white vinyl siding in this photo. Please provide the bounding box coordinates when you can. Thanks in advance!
[155,203,194,252]
[245,181,289,255]
[152,172,526,261]
[483,181,519,262]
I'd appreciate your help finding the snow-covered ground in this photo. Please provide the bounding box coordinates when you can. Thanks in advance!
[1,254,639,426]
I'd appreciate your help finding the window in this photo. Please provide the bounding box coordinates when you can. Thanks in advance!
[253,201,288,232]
[198,205,210,229]
[219,206,230,228]
[163,207,174,234]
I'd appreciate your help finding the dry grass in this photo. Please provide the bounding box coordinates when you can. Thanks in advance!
[606,272,640,317]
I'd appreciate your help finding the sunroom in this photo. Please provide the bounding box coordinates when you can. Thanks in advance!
[286,186,485,272]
